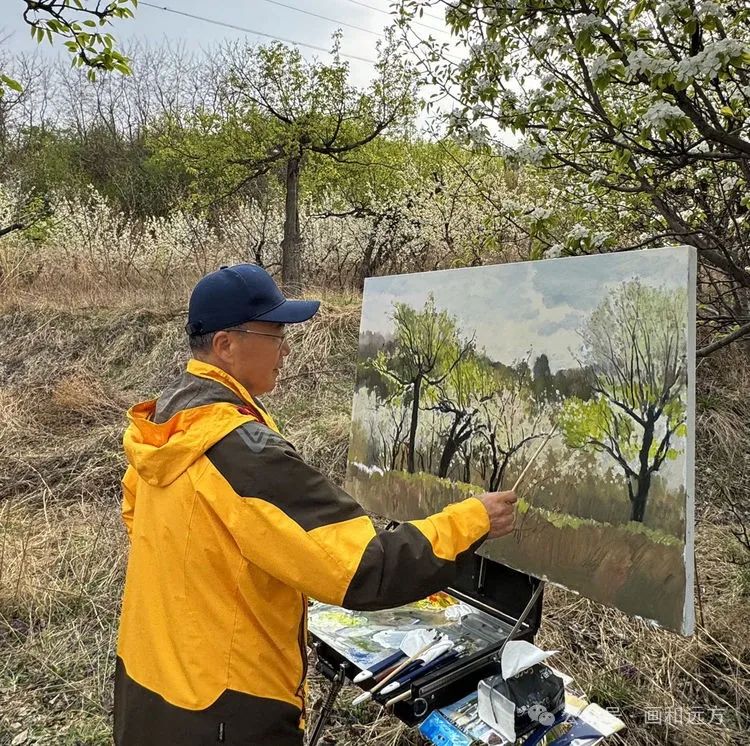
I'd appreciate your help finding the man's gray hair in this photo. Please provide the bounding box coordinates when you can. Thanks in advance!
[188,331,217,353]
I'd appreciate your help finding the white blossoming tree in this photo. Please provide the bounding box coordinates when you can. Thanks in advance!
[399,0,750,355]
[560,281,688,523]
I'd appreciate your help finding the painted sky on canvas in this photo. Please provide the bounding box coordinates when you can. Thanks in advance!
[361,248,687,373]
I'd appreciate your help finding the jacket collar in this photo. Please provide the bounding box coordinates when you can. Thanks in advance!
[185,359,278,432]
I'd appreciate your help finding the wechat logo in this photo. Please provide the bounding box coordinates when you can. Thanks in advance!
[528,703,556,727]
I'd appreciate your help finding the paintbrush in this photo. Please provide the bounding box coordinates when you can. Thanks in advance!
[511,425,557,542]
[379,646,464,696]
[351,637,441,706]
[384,688,413,707]
[352,649,406,684]
[511,426,557,493]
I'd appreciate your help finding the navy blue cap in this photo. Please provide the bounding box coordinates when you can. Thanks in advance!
[186,264,320,335]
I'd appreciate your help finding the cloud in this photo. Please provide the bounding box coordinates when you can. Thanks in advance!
[537,311,584,337]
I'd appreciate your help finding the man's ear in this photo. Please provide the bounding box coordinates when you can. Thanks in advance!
[211,331,234,362]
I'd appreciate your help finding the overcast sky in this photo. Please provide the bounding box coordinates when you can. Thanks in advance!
[2,0,456,90]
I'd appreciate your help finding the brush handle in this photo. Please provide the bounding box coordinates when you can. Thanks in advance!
[384,689,413,707]
[382,649,461,694]
[511,428,556,493]
[369,639,438,694]
[356,649,406,681]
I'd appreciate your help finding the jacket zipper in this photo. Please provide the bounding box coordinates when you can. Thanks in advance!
[296,595,309,719]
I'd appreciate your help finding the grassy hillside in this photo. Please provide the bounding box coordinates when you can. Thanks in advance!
[0,287,748,745]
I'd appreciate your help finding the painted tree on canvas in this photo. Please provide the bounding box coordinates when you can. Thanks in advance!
[374,388,410,472]
[476,365,549,492]
[372,295,474,473]
[561,280,688,522]
[423,353,495,478]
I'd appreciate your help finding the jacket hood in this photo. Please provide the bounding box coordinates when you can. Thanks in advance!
[123,360,278,487]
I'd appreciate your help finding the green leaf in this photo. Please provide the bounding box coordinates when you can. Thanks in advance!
[1,75,23,93]
[629,0,648,23]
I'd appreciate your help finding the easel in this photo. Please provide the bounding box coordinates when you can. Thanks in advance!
[307,431,554,745]
[307,660,348,746]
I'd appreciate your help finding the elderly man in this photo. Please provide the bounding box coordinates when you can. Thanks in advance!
[114,264,517,746]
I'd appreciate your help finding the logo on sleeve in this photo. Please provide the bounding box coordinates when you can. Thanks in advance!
[237,423,271,453]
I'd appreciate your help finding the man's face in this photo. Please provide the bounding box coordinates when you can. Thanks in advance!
[211,321,291,397]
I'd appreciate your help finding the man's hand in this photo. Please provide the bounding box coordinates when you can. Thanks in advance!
[476,490,518,539]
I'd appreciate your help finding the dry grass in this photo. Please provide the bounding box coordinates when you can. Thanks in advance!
[0,494,122,745]
[0,288,748,745]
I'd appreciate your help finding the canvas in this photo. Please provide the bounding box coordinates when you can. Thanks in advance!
[347,246,696,634]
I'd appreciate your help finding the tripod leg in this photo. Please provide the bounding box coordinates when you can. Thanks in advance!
[306,664,347,746]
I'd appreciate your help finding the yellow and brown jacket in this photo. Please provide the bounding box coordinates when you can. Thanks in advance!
[115,360,490,745]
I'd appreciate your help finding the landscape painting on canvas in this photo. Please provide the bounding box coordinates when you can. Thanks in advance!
[347,247,696,634]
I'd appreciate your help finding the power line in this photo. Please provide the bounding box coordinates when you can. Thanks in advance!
[139,2,378,64]
[259,0,379,37]
[261,0,453,43]
[340,0,444,24]
[337,0,447,34]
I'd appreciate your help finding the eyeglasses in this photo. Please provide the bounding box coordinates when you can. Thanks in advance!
[226,328,287,343]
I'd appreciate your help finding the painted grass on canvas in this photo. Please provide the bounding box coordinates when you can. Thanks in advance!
[347,467,687,631]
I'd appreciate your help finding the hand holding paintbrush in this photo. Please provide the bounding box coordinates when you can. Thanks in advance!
[475,489,518,538]
[473,428,556,539]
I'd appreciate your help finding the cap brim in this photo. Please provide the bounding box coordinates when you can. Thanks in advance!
[254,298,321,324]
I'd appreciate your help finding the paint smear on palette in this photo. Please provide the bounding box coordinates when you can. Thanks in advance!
[308,592,509,670]
[347,247,696,634]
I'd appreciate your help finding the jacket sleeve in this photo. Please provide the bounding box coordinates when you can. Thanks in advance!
[121,465,138,540]
[199,422,490,610]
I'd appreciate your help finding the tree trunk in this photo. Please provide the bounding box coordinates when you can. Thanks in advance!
[631,471,652,522]
[0,222,25,239]
[462,448,471,483]
[357,214,382,290]
[487,432,502,491]
[407,375,422,473]
[630,418,655,522]
[437,415,461,478]
[489,447,511,493]
[281,155,302,292]
[389,416,405,471]
[438,415,474,479]
[489,459,506,492]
